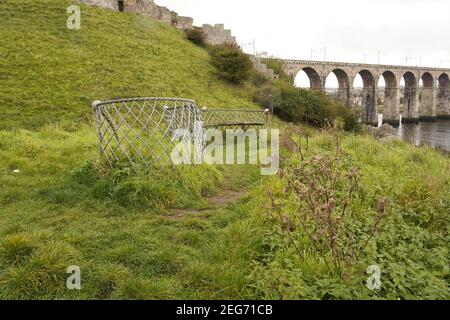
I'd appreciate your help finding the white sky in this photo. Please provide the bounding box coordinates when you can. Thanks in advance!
[156,0,450,87]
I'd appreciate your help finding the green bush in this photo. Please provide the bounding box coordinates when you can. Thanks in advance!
[261,57,291,81]
[250,70,269,87]
[331,102,361,132]
[185,27,207,47]
[209,43,253,84]
[254,81,361,131]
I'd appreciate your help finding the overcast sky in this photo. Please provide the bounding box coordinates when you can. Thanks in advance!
[157,0,450,87]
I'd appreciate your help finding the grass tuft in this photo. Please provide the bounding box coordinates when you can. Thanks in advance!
[0,234,37,267]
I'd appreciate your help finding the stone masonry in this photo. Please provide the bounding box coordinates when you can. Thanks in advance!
[282,59,450,123]
[250,56,279,80]
[77,1,240,44]
[201,24,237,45]
[200,25,277,79]
[77,0,193,29]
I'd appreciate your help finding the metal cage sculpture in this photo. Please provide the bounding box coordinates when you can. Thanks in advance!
[92,97,270,168]
[201,107,269,130]
[92,98,202,168]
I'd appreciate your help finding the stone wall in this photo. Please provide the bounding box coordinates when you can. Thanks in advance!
[77,0,193,29]
[77,0,117,10]
[76,1,242,46]
[201,24,237,46]
[250,56,279,80]
[77,2,237,46]
[199,25,278,80]
[76,0,279,79]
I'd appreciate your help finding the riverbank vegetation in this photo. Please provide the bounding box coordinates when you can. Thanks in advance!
[1,125,448,299]
[254,81,361,131]
[0,0,448,299]
[248,128,449,299]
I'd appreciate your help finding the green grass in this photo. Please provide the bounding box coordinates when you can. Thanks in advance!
[0,0,264,299]
[0,124,265,299]
[243,133,450,299]
[0,0,258,130]
[1,124,448,299]
[0,0,448,300]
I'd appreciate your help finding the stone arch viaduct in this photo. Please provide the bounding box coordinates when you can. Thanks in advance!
[282,60,450,124]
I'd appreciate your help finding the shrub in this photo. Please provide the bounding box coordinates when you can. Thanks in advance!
[270,130,390,271]
[209,43,253,84]
[254,81,332,126]
[331,102,362,132]
[185,27,207,47]
[254,81,361,131]
[253,82,280,109]
[250,70,268,87]
[261,57,291,81]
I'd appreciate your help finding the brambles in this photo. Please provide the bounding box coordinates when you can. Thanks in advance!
[265,129,388,273]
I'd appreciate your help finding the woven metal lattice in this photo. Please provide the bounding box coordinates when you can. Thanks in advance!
[201,108,269,130]
[93,98,201,168]
[92,98,270,168]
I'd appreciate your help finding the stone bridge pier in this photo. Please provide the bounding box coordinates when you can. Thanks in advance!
[282,60,450,125]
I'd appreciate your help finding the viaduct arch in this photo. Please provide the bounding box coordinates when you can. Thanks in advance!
[283,60,450,124]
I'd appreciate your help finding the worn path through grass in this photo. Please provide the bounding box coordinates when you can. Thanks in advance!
[165,165,261,221]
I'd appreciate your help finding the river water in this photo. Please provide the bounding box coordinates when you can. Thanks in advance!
[397,119,450,153]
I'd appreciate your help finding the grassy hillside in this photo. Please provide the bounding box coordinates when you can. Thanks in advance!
[0,0,257,129]
[0,1,448,300]
[0,0,266,299]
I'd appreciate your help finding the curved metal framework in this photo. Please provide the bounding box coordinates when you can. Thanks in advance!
[92,97,269,168]
[201,107,269,130]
